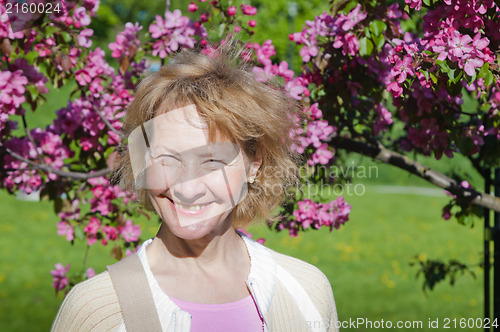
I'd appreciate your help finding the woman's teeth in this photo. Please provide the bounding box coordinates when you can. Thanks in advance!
[174,202,205,211]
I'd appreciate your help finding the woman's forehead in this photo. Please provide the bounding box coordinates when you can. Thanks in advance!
[143,104,237,154]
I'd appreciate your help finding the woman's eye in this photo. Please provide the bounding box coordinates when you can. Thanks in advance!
[204,159,226,169]
[156,155,179,166]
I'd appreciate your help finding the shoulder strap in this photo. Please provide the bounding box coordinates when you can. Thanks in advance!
[107,253,163,332]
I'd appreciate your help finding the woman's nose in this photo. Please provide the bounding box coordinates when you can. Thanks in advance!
[169,163,207,203]
[171,177,206,204]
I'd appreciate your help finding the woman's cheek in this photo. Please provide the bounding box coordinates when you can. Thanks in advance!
[145,162,169,195]
[216,168,248,205]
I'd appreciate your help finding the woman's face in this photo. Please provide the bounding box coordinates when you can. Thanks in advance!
[139,105,259,240]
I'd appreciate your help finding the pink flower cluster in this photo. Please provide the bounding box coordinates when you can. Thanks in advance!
[3,127,72,193]
[0,5,24,39]
[50,263,70,293]
[87,176,133,216]
[109,22,143,59]
[248,40,308,100]
[74,47,115,94]
[280,197,351,236]
[52,0,99,29]
[292,116,336,166]
[56,177,140,247]
[291,5,366,63]
[406,118,453,159]
[148,10,198,58]
[0,69,27,135]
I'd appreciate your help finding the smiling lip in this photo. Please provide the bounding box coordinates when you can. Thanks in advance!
[166,198,213,216]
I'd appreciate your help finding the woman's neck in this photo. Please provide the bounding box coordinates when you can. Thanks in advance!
[147,222,248,273]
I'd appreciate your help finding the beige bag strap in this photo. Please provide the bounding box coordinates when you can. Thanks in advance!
[107,253,163,332]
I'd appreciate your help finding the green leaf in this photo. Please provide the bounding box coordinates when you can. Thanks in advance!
[364,26,371,38]
[359,37,374,56]
[435,60,450,72]
[420,69,430,82]
[74,226,84,241]
[61,32,72,43]
[447,68,463,84]
[429,72,438,84]
[369,20,386,37]
[218,23,226,38]
[484,70,494,87]
[373,34,385,50]
[478,62,490,78]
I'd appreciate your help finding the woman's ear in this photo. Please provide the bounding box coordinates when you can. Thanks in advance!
[247,151,262,181]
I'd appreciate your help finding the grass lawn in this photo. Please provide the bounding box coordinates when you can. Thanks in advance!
[0,172,484,331]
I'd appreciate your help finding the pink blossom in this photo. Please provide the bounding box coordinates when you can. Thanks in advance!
[405,0,422,11]
[149,11,197,59]
[387,3,402,19]
[165,9,189,29]
[308,144,334,165]
[387,81,403,97]
[0,9,24,39]
[330,196,351,229]
[307,120,335,148]
[460,55,483,76]
[307,103,323,120]
[276,61,294,81]
[102,225,118,245]
[285,77,308,100]
[341,4,367,31]
[188,2,198,12]
[227,6,237,16]
[73,7,91,28]
[0,70,28,111]
[442,206,452,220]
[252,65,275,82]
[75,69,92,86]
[51,263,70,292]
[391,55,415,83]
[248,20,257,28]
[293,199,317,229]
[241,4,257,16]
[373,104,393,135]
[57,221,74,241]
[149,15,168,38]
[78,28,94,48]
[86,267,96,278]
[119,219,141,242]
[109,22,142,59]
[84,217,101,246]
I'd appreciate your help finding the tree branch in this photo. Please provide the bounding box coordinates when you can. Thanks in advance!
[90,103,126,140]
[1,144,111,180]
[327,134,500,213]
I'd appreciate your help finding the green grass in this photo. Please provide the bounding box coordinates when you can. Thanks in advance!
[0,172,484,331]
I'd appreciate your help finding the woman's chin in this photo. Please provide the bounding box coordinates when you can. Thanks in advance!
[167,217,224,240]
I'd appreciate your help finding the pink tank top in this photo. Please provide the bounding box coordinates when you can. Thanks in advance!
[170,295,264,331]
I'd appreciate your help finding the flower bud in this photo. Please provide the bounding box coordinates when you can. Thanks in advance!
[227,6,237,16]
[188,2,198,12]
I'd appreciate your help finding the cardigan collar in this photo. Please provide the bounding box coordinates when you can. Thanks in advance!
[237,230,277,315]
[138,229,277,318]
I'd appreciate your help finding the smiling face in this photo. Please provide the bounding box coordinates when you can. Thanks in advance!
[128,105,260,240]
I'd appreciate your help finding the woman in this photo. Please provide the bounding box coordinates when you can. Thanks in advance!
[52,43,339,332]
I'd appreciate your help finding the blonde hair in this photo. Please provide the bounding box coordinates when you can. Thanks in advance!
[114,42,302,227]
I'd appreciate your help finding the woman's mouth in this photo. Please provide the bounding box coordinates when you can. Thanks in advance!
[165,197,213,216]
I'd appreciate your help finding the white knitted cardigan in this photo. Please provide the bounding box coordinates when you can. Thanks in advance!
[52,233,339,332]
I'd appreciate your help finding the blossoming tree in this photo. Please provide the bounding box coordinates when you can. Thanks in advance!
[0,0,499,298]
